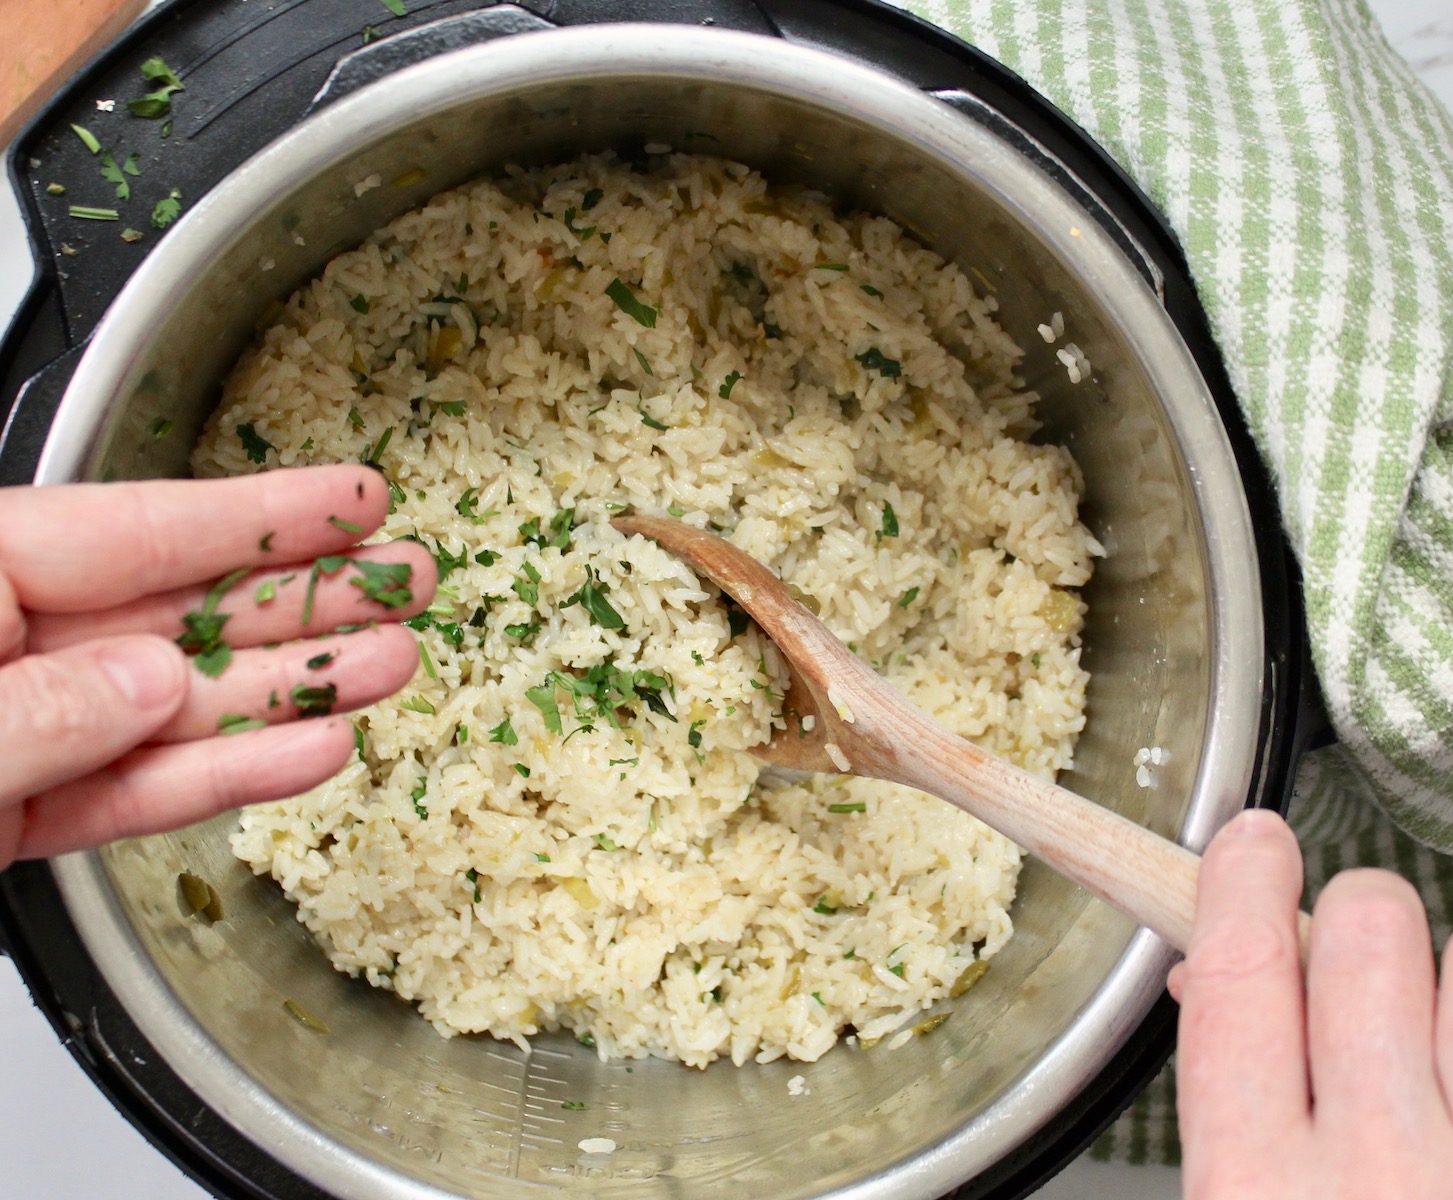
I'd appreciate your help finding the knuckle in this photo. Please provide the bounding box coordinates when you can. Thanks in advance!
[1186,910,1296,986]
[0,597,25,663]
[6,654,103,746]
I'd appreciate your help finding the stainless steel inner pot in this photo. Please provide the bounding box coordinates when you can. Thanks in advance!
[36,23,1262,1200]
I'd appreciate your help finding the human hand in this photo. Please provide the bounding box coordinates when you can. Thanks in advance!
[0,465,437,869]
[1171,808,1453,1198]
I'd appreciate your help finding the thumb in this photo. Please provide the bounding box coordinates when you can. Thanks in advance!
[0,635,189,810]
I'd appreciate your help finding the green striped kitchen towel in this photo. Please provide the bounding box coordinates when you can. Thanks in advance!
[896,0,1453,849]
[890,0,1453,1167]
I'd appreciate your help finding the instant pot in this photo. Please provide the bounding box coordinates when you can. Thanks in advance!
[0,2,1317,1198]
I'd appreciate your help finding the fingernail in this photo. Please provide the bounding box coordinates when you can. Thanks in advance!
[1226,808,1284,838]
[99,638,184,710]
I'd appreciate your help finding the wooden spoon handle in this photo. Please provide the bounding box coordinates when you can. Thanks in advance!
[893,720,1313,965]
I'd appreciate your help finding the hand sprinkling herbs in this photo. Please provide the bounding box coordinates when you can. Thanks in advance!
[0,466,435,872]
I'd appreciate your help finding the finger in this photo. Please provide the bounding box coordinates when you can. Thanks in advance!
[16,718,355,860]
[154,624,421,741]
[1437,933,1453,1117]
[0,569,23,666]
[1166,960,1185,1003]
[0,465,388,612]
[1307,869,1440,1132]
[27,542,437,653]
[1176,809,1310,1161]
[0,635,188,810]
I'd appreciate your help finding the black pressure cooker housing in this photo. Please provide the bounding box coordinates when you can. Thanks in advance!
[0,2,1314,1197]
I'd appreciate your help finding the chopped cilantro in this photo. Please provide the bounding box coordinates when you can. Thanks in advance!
[147,417,173,439]
[638,404,669,431]
[328,515,365,536]
[456,487,488,523]
[351,560,414,608]
[45,182,65,196]
[861,284,884,297]
[419,642,438,679]
[176,567,249,677]
[691,650,705,666]
[562,566,625,630]
[879,501,899,540]
[354,722,366,758]
[562,205,596,241]
[719,371,741,399]
[349,294,370,314]
[889,962,906,978]
[151,188,183,229]
[581,187,603,210]
[399,696,436,715]
[306,652,335,670]
[476,548,501,567]
[512,562,541,606]
[455,724,468,744]
[561,1100,588,1112]
[897,586,919,608]
[855,347,902,378]
[535,852,551,862]
[68,206,118,220]
[99,150,140,201]
[254,580,276,604]
[526,682,563,734]
[514,763,531,779]
[828,802,866,814]
[236,423,273,465]
[520,508,574,551]
[379,0,406,14]
[576,1031,597,1048]
[411,777,428,819]
[725,598,750,639]
[291,683,338,717]
[367,427,393,463]
[435,399,467,417]
[812,991,825,1005]
[813,897,838,915]
[259,531,275,552]
[688,720,705,750]
[844,948,857,960]
[605,278,657,327]
[217,713,265,735]
[128,57,184,118]
[465,867,482,903]
[347,407,365,430]
[593,834,619,851]
[814,263,849,272]
[301,554,350,626]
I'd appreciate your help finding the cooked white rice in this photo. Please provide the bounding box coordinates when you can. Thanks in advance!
[193,154,1099,1067]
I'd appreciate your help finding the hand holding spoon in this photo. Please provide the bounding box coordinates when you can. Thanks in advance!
[614,514,1311,964]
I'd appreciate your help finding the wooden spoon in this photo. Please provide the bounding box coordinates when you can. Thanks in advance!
[614,513,1311,963]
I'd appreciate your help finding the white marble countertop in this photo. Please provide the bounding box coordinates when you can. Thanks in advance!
[2,1,1450,1197]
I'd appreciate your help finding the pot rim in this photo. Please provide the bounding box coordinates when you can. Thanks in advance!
[42,22,1261,1200]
